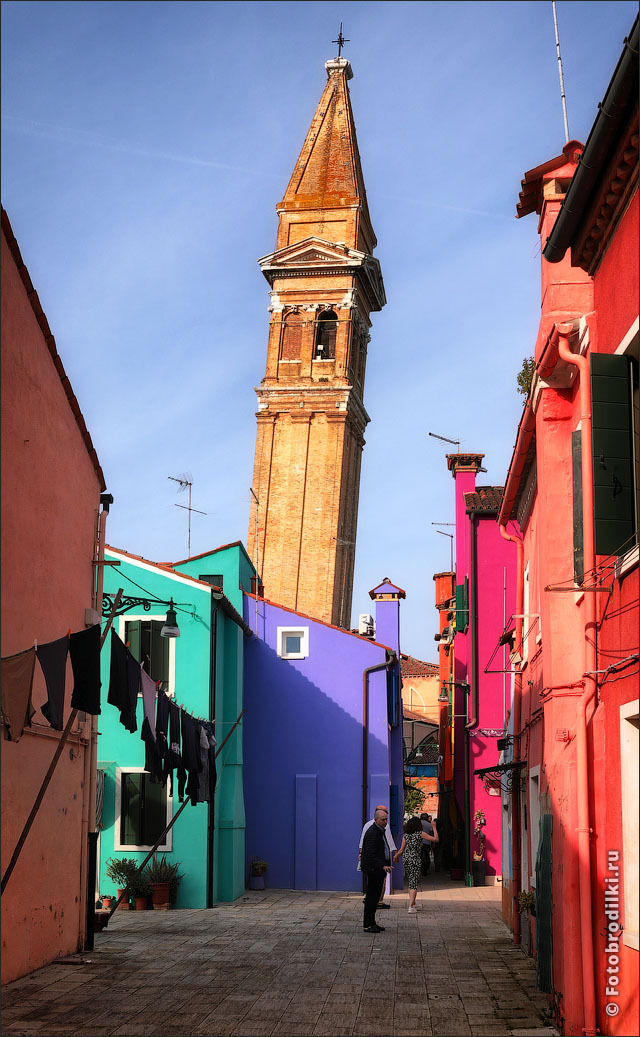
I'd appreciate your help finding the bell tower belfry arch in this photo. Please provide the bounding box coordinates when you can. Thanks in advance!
[248,54,385,628]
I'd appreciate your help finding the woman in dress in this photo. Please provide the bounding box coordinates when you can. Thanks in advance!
[394,815,438,912]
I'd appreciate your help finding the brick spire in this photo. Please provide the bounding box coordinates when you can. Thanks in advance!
[276,58,376,256]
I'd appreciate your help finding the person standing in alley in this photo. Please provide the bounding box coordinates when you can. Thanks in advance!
[394,815,438,912]
[420,812,434,874]
[359,803,396,910]
[361,807,392,932]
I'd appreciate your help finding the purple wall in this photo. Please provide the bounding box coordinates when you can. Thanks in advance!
[243,596,404,891]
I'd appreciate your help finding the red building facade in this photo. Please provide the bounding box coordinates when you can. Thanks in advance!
[498,19,638,1036]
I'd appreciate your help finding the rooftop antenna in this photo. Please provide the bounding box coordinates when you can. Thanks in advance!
[332,22,349,57]
[552,1,570,144]
[433,527,455,572]
[428,431,460,451]
[168,474,206,557]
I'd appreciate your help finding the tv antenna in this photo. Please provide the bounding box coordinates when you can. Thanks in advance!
[169,474,206,557]
[428,431,460,451]
[552,1,570,144]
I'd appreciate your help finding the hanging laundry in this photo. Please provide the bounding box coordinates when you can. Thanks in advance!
[140,668,157,742]
[155,689,170,786]
[1,647,37,742]
[197,722,218,804]
[124,652,140,733]
[37,635,69,731]
[140,667,163,783]
[107,630,138,732]
[107,629,128,713]
[69,624,101,714]
[181,711,203,806]
[167,699,187,802]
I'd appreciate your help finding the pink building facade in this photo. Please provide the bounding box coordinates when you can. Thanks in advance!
[446,454,517,884]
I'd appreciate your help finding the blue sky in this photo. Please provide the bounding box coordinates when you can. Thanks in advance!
[2,0,636,658]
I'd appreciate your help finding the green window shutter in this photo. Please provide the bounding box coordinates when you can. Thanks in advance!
[591,353,635,556]
[535,814,553,993]
[455,579,468,632]
[121,772,143,845]
[124,620,142,662]
[149,620,169,686]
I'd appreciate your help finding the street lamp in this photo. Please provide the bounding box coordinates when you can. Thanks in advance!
[102,591,188,638]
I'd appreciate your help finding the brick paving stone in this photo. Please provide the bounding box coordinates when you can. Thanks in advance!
[2,877,553,1037]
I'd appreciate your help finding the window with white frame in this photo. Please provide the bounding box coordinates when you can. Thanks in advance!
[118,614,176,697]
[620,699,639,950]
[114,767,172,852]
[277,626,309,659]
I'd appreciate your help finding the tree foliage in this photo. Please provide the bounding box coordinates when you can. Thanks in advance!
[404,783,425,815]
[517,356,535,397]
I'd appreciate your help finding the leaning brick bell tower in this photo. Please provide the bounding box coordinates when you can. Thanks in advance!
[248,47,385,628]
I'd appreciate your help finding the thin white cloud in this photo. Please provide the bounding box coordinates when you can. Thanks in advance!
[2,113,274,177]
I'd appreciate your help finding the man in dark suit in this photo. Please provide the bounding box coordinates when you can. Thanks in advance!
[361,807,392,933]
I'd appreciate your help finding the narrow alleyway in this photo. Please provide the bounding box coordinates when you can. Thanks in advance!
[2,874,557,1036]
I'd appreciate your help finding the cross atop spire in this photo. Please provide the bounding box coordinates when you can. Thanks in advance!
[332,23,349,57]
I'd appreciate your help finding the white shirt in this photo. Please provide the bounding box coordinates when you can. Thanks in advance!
[359,818,397,854]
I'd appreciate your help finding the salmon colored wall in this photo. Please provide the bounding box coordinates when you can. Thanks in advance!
[593,193,639,352]
[593,569,639,1035]
[1,225,103,983]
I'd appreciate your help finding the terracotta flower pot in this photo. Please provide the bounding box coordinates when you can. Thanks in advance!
[150,882,171,908]
[134,896,149,911]
[116,888,130,910]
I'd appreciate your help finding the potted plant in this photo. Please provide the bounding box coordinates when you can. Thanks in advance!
[129,872,152,911]
[249,857,268,890]
[472,809,486,886]
[100,893,116,910]
[144,854,181,909]
[518,889,536,917]
[105,856,138,909]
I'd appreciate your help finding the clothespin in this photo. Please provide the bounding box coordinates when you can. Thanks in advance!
[34,638,38,650]
[67,629,71,639]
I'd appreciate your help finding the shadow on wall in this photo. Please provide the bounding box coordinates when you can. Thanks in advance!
[243,635,388,892]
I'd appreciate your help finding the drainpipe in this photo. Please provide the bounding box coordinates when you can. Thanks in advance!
[84,493,112,950]
[555,322,597,1036]
[465,514,479,883]
[499,522,523,946]
[362,652,397,827]
[206,600,219,909]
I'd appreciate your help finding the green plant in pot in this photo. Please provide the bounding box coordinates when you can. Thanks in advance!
[129,872,152,911]
[143,854,182,909]
[249,857,268,890]
[105,856,138,908]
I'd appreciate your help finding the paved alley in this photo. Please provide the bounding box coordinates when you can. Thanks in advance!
[2,874,558,1037]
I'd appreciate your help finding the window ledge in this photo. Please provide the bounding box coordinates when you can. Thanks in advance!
[623,930,639,951]
[614,544,639,580]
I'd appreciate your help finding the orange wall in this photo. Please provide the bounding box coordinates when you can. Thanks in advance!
[1,223,103,983]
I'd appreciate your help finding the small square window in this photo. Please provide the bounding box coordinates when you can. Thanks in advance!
[277,626,309,660]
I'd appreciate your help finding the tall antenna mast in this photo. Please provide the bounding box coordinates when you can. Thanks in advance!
[169,474,206,557]
[552,1,570,144]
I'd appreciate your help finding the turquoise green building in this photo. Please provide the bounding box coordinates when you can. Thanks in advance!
[97,542,254,907]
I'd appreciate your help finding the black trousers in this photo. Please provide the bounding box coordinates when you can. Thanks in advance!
[363,869,385,928]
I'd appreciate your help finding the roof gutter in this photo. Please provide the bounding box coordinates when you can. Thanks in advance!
[543,16,639,263]
[211,588,254,638]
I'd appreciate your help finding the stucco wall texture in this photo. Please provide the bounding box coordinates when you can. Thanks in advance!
[1,216,104,983]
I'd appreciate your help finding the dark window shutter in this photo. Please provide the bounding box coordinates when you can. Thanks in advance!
[591,353,635,555]
[121,772,143,845]
[125,620,141,661]
[455,579,469,632]
[149,621,169,687]
[572,431,584,584]
[535,814,553,993]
